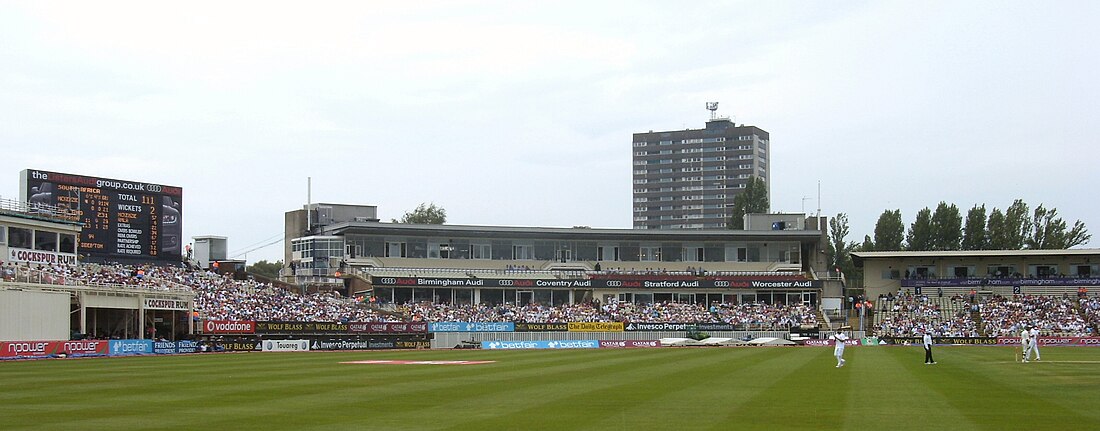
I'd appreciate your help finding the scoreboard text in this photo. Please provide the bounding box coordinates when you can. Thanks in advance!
[20,169,183,262]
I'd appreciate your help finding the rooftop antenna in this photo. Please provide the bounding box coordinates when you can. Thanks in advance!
[817,180,822,219]
[706,102,719,120]
[307,176,312,232]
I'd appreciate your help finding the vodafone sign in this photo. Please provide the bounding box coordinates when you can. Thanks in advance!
[203,320,256,334]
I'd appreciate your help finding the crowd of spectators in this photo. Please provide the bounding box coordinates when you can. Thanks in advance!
[396,299,816,329]
[5,261,1099,336]
[980,294,1091,337]
[875,293,978,337]
[1081,297,1100,331]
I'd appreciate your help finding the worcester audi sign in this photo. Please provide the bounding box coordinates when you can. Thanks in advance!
[372,276,821,289]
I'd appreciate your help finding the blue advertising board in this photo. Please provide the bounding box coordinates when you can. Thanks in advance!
[109,340,153,356]
[154,340,201,354]
[429,322,516,333]
[480,340,599,350]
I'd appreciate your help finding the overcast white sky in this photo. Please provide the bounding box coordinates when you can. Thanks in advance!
[2,1,1098,263]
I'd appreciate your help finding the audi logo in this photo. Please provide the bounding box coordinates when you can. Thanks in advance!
[606,281,623,287]
[379,278,396,284]
[714,281,731,287]
[498,280,514,286]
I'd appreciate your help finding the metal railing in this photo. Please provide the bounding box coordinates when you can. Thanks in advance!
[0,196,81,222]
[0,265,193,294]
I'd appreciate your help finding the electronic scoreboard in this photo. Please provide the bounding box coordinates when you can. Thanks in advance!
[20,169,183,262]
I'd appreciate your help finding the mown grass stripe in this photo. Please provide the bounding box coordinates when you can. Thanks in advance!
[2,347,1100,430]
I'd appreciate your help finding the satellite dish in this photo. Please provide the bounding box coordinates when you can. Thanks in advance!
[706,102,719,119]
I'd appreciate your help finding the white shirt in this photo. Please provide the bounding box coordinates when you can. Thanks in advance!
[1020,328,1030,347]
[1029,328,1039,347]
[833,333,849,353]
[923,333,932,348]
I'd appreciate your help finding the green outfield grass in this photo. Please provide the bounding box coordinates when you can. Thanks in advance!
[2,346,1099,430]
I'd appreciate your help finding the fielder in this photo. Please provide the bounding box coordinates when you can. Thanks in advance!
[1028,326,1041,361]
[1020,325,1031,363]
[833,330,849,368]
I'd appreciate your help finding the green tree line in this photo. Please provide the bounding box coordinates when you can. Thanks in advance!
[828,199,1091,280]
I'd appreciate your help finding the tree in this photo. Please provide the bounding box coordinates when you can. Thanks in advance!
[726,176,769,230]
[393,202,447,224]
[860,235,875,252]
[906,207,934,251]
[873,209,905,251]
[1064,220,1092,249]
[1027,204,1093,249]
[930,201,962,251]
[247,260,283,279]
[987,199,1031,250]
[826,213,858,277]
[961,204,987,250]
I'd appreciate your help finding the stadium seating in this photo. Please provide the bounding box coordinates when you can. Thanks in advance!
[5,261,1096,336]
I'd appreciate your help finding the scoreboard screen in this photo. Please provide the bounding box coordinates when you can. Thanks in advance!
[20,169,183,262]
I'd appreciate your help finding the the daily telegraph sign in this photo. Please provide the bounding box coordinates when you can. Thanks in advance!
[373,277,821,289]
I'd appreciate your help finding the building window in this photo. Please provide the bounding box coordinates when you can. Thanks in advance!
[682,247,704,262]
[385,241,407,258]
[470,244,492,260]
[513,245,534,260]
[58,233,76,254]
[598,246,620,261]
[8,227,31,249]
[34,230,58,251]
[633,142,648,147]
[640,246,661,261]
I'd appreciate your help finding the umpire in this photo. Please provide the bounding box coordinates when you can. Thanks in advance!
[923,330,936,364]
